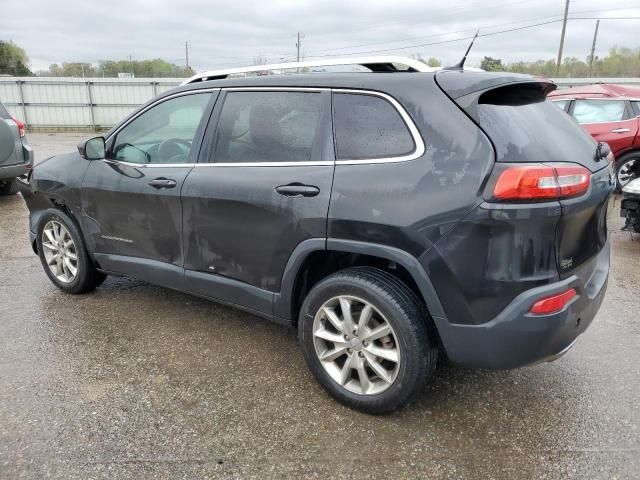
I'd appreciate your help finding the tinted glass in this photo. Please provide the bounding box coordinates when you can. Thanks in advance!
[632,101,640,117]
[552,99,568,111]
[112,93,211,164]
[211,91,323,163]
[477,86,597,168]
[572,100,625,124]
[333,93,414,160]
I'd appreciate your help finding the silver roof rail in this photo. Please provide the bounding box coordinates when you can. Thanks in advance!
[181,56,435,85]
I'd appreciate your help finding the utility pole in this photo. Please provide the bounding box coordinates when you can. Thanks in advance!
[556,0,570,76]
[588,19,600,77]
[185,41,190,70]
[296,32,305,72]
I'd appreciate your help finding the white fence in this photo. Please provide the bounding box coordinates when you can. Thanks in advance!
[0,77,183,130]
[1,76,639,130]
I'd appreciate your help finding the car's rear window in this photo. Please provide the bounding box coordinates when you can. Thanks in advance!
[477,83,597,168]
[333,93,414,160]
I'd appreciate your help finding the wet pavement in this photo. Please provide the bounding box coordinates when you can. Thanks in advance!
[1,134,639,479]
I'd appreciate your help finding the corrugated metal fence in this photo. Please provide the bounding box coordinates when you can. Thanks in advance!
[0,77,182,130]
[1,76,639,130]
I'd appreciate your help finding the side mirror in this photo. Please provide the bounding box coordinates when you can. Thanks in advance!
[78,136,105,160]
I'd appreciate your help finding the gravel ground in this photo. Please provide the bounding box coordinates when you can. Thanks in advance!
[1,133,639,479]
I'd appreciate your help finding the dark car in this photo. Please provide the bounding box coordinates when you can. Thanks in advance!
[0,101,33,195]
[548,84,640,190]
[18,58,614,413]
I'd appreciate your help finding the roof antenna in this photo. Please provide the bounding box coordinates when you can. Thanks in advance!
[443,30,480,71]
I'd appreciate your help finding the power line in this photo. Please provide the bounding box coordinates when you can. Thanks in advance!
[303,6,639,58]
[305,19,563,58]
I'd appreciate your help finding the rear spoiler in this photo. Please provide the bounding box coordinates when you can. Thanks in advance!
[434,70,556,123]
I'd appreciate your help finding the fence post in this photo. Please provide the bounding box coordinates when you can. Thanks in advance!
[152,81,158,96]
[86,81,96,131]
[16,80,28,129]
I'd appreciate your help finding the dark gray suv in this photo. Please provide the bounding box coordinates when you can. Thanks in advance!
[0,101,33,195]
[19,58,614,413]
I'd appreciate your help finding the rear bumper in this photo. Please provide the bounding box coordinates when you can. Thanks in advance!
[439,240,610,369]
[0,144,33,180]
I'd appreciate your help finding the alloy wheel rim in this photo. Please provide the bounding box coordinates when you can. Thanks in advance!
[41,221,78,284]
[312,295,401,395]
[618,158,638,187]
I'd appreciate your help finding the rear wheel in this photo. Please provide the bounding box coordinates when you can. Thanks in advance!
[0,178,18,196]
[298,267,438,414]
[36,210,107,294]
[616,152,640,192]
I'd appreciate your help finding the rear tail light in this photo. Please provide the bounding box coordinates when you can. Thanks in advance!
[530,288,577,315]
[493,164,590,201]
[11,117,25,138]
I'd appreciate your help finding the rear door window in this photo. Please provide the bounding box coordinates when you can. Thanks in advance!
[209,91,324,163]
[572,100,626,124]
[333,93,415,160]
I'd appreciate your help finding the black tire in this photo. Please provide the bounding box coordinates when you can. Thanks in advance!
[0,178,18,196]
[298,267,438,414]
[36,209,107,294]
[615,152,640,192]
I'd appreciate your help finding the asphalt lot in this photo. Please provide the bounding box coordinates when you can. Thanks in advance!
[1,133,639,479]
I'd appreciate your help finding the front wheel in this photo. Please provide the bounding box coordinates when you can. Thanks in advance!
[298,267,438,414]
[36,209,107,294]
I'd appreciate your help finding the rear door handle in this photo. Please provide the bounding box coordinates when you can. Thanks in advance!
[275,183,320,197]
[611,128,631,133]
[149,177,177,189]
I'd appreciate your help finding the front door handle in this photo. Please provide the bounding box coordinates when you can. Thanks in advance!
[149,177,177,189]
[275,183,320,197]
[611,128,631,133]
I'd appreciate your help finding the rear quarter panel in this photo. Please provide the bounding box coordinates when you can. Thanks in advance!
[328,76,494,264]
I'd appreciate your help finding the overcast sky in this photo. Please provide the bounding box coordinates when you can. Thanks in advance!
[2,0,639,72]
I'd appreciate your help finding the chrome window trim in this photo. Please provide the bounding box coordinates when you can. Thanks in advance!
[101,159,196,169]
[104,88,220,142]
[194,161,334,168]
[195,87,424,167]
[223,87,329,93]
[332,88,425,165]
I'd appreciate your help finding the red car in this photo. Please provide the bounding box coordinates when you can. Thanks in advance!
[548,83,640,190]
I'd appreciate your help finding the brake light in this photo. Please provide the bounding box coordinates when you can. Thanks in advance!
[530,288,577,315]
[11,117,25,138]
[493,164,590,201]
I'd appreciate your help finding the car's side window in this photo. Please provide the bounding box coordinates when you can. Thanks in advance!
[333,93,415,160]
[552,100,569,111]
[210,91,323,163]
[111,93,212,164]
[632,101,640,117]
[572,100,626,124]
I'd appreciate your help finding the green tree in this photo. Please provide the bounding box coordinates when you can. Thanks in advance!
[0,40,32,76]
[480,56,503,72]
[426,57,442,67]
